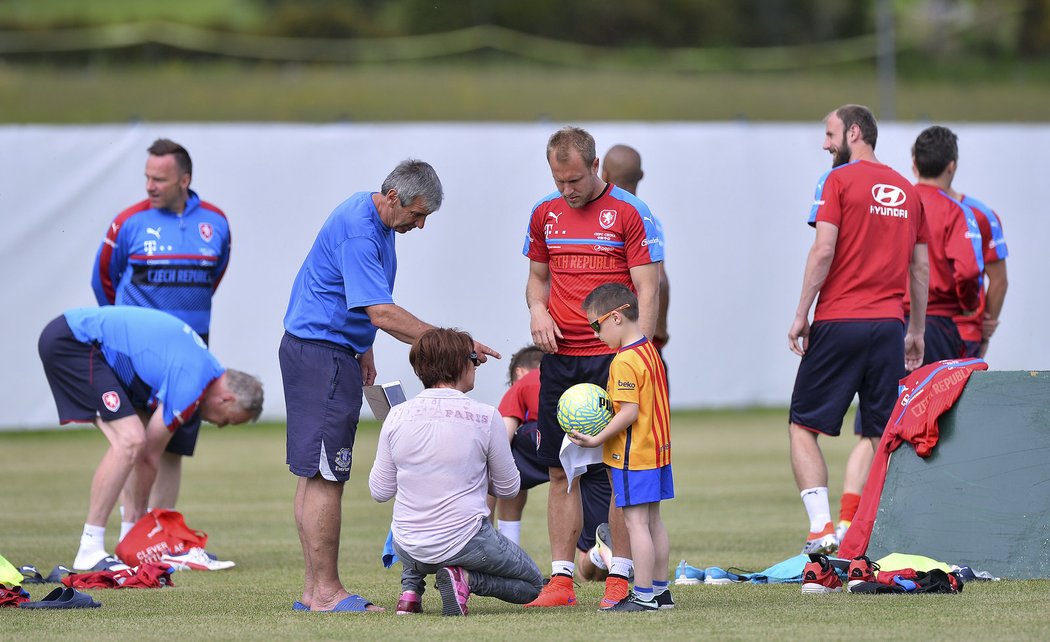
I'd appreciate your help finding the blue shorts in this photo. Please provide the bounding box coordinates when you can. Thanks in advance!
[38,315,149,425]
[922,315,966,363]
[961,339,982,358]
[279,332,363,483]
[510,421,549,490]
[610,465,674,508]
[790,320,904,438]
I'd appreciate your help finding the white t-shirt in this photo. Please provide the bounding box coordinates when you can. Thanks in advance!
[368,387,520,563]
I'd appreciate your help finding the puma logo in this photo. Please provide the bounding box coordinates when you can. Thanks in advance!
[146,227,162,238]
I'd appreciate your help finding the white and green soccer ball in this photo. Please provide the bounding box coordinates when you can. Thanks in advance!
[557,383,613,436]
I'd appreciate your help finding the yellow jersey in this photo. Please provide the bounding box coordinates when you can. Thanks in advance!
[603,337,671,470]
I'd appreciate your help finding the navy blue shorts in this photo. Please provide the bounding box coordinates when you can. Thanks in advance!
[511,421,550,490]
[790,320,904,438]
[38,315,147,425]
[961,339,982,358]
[537,353,615,466]
[279,332,363,483]
[611,464,675,508]
[922,315,966,364]
[164,332,208,457]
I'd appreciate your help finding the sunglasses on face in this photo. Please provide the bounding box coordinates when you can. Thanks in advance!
[469,351,481,366]
[589,303,631,333]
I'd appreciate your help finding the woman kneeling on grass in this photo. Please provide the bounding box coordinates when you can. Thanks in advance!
[368,327,543,616]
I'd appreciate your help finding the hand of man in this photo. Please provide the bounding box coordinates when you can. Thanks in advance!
[530,307,563,354]
[472,340,501,363]
[357,348,377,386]
[904,331,925,372]
[788,315,810,357]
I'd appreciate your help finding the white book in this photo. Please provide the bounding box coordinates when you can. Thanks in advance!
[363,380,407,421]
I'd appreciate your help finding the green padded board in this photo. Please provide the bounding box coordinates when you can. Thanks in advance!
[868,370,1050,578]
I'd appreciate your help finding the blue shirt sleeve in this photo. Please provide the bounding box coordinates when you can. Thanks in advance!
[341,236,394,311]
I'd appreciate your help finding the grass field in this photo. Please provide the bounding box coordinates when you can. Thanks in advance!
[2,62,1050,123]
[3,411,1049,640]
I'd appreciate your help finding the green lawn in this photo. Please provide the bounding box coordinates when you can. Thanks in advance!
[3,411,1048,640]
[2,62,1049,123]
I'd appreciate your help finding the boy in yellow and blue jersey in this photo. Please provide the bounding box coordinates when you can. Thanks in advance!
[568,283,673,612]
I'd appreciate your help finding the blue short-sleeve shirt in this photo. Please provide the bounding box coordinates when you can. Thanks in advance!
[63,306,225,429]
[283,192,397,354]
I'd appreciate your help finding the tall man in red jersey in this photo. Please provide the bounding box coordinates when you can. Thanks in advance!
[908,126,986,361]
[788,105,930,555]
[522,127,663,608]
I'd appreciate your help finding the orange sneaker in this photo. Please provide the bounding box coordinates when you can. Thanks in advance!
[802,521,838,555]
[599,575,630,610]
[523,575,577,608]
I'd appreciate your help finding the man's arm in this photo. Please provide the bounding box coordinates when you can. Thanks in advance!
[91,218,127,305]
[654,264,670,345]
[527,260,562,354]
[365,303,500,361]
[982,259,1008,339]
[788,221,838,357]
[502,415,522,442]
[629,262,661,341]
[905,243,930,371]
[126,406,175,522]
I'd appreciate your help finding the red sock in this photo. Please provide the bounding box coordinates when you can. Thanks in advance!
[839,492,861,523]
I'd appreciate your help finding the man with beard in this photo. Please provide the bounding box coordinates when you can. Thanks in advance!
[786,104,930,555]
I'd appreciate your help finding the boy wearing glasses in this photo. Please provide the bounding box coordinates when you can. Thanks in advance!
[568,283,673,612]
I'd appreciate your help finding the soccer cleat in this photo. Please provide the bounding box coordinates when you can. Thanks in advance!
[605,590,658,612]
[523,574,576,608]
[801,553,843,594]
[599,575,629,610]
[87,556,130,572]
[395,590,422,615]
[435,566,470,616]
[161,547,236,571]
[802,522,839,555]
[593,522,614,571]
[674,560,705,585]
[847,556,880,590]
[835,520,851,544]
[654,589,675,610]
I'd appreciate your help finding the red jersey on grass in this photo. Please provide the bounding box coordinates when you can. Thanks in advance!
[524,184,663,356]
[808,160,927,323]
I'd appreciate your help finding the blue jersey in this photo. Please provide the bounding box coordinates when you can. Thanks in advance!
[63,306,225,429]
[91,191,231,336]
[283,192,397,354]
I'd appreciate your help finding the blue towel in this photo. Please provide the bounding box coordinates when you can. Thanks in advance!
[382,529,399,568]
[745,554,809,584]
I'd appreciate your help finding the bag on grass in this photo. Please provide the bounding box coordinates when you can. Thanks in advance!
[115,509,208,566]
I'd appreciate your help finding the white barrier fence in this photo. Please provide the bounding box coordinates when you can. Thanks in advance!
[2,122,1047,429]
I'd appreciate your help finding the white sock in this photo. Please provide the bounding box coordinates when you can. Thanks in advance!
[800,487,832,533]
[610,557,633,578]
[588,546,607,570]
[119,521,136,542]
[498,520,521,546]
[74,524,108,570]
[552,560,575,577]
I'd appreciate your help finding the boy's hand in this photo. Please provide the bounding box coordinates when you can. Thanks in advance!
[567,430,600,448]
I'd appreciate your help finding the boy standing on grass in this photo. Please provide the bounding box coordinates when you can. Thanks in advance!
[567,283,674,612]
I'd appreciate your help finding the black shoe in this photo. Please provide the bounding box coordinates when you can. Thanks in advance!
[654,589,675,609]
[606,591,658,612]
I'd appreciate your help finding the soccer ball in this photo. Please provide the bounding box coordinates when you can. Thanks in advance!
[557,383,613,436]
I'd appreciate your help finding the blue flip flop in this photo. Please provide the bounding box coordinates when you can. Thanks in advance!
[319,594,375,612]
[19,587,101,609]
[292,600,308,611]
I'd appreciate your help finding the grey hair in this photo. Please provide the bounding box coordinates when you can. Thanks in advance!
[381,159,443,213]
[225,369,264,422]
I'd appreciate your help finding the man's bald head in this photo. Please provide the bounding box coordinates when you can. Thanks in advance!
[601,144,644,195]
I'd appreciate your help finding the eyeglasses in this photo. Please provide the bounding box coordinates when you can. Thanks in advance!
[589,303,631,333]
[469,351,481,367]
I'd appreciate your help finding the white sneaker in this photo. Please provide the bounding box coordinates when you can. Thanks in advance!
[161,547,235,571]
[835,520,850,544]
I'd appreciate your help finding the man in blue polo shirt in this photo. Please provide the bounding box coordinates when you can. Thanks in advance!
[280,159,499,613]
[38,306,263,571]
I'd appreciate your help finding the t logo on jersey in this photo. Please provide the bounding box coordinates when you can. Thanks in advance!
[198,222,214,242]
[599,209,617,230]
[871,184,907,207]
[102,391,121,412]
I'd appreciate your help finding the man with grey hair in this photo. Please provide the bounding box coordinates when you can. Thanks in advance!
[280,159,500,613]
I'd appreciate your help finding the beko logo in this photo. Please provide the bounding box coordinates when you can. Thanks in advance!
[871,184,907,207]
